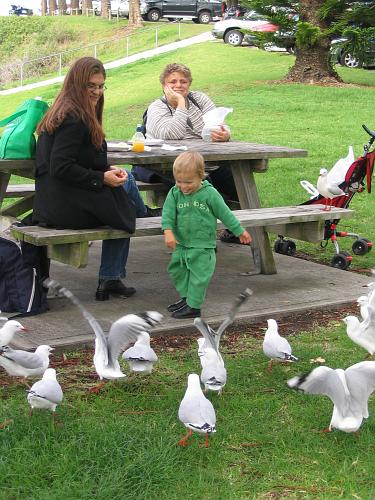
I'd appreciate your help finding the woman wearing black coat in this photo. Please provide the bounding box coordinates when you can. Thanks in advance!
[33,57,153,300]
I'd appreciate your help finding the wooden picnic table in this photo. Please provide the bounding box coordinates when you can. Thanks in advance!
[0,139,308,274]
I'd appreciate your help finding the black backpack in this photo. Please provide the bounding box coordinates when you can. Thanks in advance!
[140,92,202,136]
[0,224,50,317]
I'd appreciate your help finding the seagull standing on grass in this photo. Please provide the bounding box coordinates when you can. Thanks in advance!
[122,331,158,373]
[178,373,216,448]
[262,319,298,372]
[0,345,53,382]
[357,295,370,321]
[27,368,63,423]
[0,320,27,347]
[343,306,375,355]
[287,361,375,434]
[45,279,163,391]
[193,289,253,394]
[316,168,347,211]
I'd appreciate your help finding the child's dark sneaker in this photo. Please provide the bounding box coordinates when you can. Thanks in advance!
[172,304,201,319]
[167,298,186,312]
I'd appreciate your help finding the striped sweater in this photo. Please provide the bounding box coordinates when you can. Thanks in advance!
[146,91,217,140]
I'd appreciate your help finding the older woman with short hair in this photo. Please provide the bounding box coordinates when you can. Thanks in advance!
[133,63,239,223]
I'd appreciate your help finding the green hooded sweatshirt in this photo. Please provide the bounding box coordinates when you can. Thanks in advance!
[161,180,245,249]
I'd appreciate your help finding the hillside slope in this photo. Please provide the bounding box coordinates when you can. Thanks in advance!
[0,16,208,87]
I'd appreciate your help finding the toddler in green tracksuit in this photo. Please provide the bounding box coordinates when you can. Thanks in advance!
[161,151,252,319]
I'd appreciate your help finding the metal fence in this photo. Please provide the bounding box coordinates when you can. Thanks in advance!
[16,24,182,87]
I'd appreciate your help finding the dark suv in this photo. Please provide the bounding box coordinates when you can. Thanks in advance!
[9,4,33,16]
[140,0,222,23]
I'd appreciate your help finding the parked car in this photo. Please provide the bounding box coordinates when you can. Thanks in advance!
[140,0,222,23]
[330,37,375,68]
[110,0,129,17]
[223,5,248,19]
[9,4,33,16]
[211,10,278,46]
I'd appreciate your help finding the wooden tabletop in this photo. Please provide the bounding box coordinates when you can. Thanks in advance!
[107,139,308,166]
[0,139,307,172]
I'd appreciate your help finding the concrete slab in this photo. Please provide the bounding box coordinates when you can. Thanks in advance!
[7,236,369,350]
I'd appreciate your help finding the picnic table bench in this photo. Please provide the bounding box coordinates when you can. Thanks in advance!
[0,139,354,275]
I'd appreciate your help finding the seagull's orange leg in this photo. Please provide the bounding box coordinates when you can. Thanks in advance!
[267,360,273,373]
[199,432,210,448]
[178,429,193,446]
[321,427,332,433]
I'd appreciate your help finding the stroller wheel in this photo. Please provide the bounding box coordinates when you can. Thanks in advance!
[280,240,296,256]
[352,238,371,256]
[331,252,352,270]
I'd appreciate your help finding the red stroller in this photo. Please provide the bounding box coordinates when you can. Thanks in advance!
[274,124,375,270]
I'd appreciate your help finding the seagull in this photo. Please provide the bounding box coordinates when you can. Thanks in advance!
[357,295,370,320]
[178,373,216,448]
[45,279,163,390]
[287,361,375,434]
[343,306,375,355]
[316,168,347,211]
[27,368,63,423]
[262,318,298,372]
[0,345,53,381]
[194,289,253,394]
[122,331,158,373]
[0,320,27,347]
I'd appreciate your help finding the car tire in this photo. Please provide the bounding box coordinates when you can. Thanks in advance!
[198,11,211,24]
[340,52,363,69]
[224,29,243,46]
[147,9,161,21]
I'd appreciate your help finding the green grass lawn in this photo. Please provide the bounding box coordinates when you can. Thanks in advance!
[2,309,375,499]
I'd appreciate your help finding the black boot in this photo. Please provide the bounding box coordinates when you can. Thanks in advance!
[172,304,201,319]
[167,298,186,312]
[95,279,136,301]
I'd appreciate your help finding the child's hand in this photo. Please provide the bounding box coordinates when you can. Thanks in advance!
[164,229,177,250]
[239,230,252,245]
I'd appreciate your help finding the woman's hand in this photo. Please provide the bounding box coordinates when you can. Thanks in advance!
[103,167,127,187]
[239,230,252,245]
[164,229,177,250]
[211,125,230,142]
[163,85,186,109]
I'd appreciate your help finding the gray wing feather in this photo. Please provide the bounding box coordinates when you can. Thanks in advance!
[194,289,253,352]
[289,366,349,410]
[107,314,154,367]
[194,319,218,352]
[1,348,43,369]
[345,361,375,404]
[44,279,108,364]
[123,344,158,362]
[216,288,253,340]
[29,379,63,404]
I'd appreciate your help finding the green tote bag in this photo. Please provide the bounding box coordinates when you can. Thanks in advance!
[0,98,49,159]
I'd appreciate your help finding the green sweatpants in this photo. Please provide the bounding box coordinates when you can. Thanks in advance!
[168,246,216,309]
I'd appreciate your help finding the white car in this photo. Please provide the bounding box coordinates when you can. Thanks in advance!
[211,11,278,46]
[111,0,129,17]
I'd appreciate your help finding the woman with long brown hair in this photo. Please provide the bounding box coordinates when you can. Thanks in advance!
[34,57,153,300]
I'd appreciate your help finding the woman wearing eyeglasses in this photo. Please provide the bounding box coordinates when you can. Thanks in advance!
[34,57,150,301]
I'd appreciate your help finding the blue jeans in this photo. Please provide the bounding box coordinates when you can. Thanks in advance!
[99,171,146,280]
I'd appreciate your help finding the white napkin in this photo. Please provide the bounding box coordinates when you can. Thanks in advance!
[161,144,188,151]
